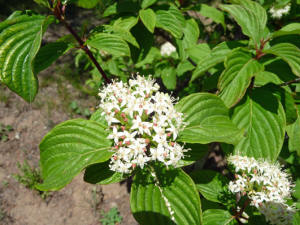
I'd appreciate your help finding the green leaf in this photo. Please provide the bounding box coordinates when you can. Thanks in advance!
[190,170,229,203]
[75,0,99,8]
[161,67,176,90]
[177,60,195,77]
[113,27,140,48]
[184,19,200,47]
[34,41,72,74]
[34,0,50,8]
[263,43,300,77]
[294,179,300,199]
[176,93,242,145]
[196,4,225,29]
[37,119,112,191]
[254,71,284,87]
[272,23,300,38]
[294,212,300,225]
[139,9,156,33]
[231,88,286,162]
[264,84,298,125]
[90,108,107,126]
[113,16,138,31]
[177,144,209,167]
[186,43,210,63]
[102,1,139,17]
[130,168,202,225]
[87,33,130,57]
[203,209,235,225]
[287,108,300,155]
[220,0,267,45]
[155,10,183,39]
[218,49,264,108]
[141,0,157,9]
[84,161,125,185]
[130,22,154,63]
[0,13,47,102]
[191,41,244,82]
[176,19,200,60]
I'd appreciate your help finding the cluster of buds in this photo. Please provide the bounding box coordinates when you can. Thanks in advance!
[228,155,296,225]
[98,75,187,173]
[269,4,291,19]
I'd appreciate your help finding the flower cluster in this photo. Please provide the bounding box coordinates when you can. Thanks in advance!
[98,75,187,173]
[269,4,291,19]
[228,155,296,225]
[160,42,176,56]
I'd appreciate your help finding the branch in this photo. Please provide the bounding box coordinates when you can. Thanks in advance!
[52,1,111,84]
[280,77,300,86]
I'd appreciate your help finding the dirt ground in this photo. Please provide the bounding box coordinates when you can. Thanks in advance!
[0,63,137,225]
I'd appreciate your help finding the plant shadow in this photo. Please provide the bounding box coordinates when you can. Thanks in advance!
[133,211,177,225]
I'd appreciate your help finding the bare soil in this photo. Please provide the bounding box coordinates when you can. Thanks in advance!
[0,65,137,225]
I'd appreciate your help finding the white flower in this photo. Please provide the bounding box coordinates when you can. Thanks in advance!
[228,155,297,224]
[160,42,176,56]
[269,4,291,19]
[107,126,121,144]
[98,75,187,173]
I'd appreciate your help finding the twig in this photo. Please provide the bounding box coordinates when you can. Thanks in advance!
[52,1,111,84]
[280,77,300,86]
[254,38,270,60]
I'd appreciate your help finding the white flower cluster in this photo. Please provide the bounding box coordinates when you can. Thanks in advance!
[160,42,176,56]
[228,155,296,225]
[99,75,187,173]
[269,4,291,19]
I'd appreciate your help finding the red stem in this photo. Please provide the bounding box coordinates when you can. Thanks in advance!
[52,1,111,84]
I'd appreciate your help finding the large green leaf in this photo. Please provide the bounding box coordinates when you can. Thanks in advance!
[231,88,286,162]
[139,9,156,33]
[220,0,267,45]
[190,170,229,203]
[87,33,130,57]
[84,161,125,185]
[218,49,264,108]
[0,12,47,102]
[263,43,300,77]
[272,23,300,38]
[203,209,235,225]
[155,10,183,39]
[37,119,112,191]
[176,93,242,145]
[130,168,202,225]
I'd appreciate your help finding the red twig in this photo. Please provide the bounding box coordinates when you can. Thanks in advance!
[280,77,300,86]
[255,38,270,60]
[52,1,111,84]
